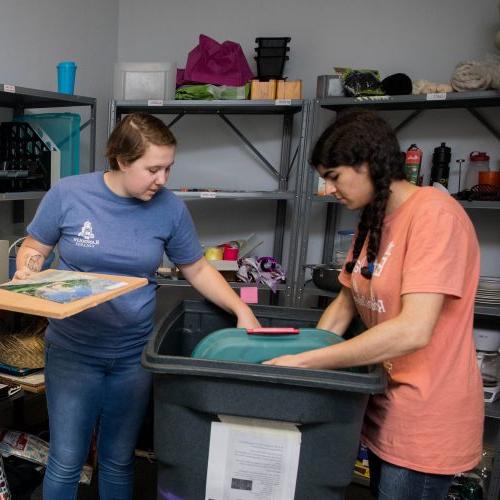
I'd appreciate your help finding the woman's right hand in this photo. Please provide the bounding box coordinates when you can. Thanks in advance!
[11,268,37,282]
[12,236,53,282]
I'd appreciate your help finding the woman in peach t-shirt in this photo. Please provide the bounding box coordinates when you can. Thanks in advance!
[264,110,484,499]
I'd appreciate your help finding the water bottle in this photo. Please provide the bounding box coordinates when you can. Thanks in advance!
[430,142,451,188]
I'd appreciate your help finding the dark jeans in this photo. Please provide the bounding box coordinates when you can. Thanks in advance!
[43,341,152,500]
[368,450,454,500]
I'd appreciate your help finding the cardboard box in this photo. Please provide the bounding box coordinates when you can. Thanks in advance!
[250,79,277,100]
[276,80,303,100]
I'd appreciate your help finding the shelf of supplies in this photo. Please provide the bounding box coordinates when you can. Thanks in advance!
[485,399,500,420]
[301,281,339,298]
[0,191,46,201]
[318,90,500,111]
[475,304,500,317]
[459,200,500,210]
[351,474,370,487]
[0,84,96,109]
[312,194,340,203]
[156,277,287,292]
[112,99,305,115]
[173,190,295,201]
[0,388,24,409]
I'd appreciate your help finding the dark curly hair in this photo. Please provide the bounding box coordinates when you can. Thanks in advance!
[310,109,405,279]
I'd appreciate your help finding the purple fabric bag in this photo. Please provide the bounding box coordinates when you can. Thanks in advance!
[177,34,254,87]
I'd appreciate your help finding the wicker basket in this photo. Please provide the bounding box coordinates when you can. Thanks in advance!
[0,317,47,369]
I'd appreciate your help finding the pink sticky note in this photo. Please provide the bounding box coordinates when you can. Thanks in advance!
[240,286,258,304]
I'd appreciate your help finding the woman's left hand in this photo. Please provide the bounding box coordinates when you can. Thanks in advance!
[262,353,308,367]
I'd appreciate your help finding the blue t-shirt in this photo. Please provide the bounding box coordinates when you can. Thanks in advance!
[27,172,203,357]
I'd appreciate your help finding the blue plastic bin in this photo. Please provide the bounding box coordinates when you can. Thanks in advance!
[15,113,80,177]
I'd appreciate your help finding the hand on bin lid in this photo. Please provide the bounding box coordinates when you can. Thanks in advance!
[190,327,344,364]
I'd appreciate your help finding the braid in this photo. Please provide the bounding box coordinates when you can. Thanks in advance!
[361,175,392,279]
[345,205,371,274]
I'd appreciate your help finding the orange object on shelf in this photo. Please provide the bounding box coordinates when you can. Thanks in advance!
[276,79,302,99]
[250,79,277,99]
[478,171,500,188]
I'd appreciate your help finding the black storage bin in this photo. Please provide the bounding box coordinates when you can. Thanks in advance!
[255,46,290,57]
[255,37,291,48]
[255,55,289,79]
[142,299,386,500]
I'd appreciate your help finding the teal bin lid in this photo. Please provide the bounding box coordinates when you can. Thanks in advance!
[191,327,344,364]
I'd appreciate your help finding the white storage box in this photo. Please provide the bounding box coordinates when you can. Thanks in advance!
[113,62,176,101]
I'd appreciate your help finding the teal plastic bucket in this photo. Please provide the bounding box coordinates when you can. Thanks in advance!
[16,113,80,177]
[191,327,344,363]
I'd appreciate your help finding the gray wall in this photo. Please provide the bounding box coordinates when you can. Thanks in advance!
[0,0,119,241]
[116,0,500,276]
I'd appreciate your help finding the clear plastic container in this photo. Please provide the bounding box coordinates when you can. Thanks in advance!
[333,229,355,264]
[465,151,490,189]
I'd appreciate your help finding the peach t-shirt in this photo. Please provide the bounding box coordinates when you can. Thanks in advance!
[339,187,484,474]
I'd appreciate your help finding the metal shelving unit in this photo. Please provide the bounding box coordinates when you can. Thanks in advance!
[294,90,500,308]
[0,83,97,221]
[293,90,500,500]
[109,99,312,305]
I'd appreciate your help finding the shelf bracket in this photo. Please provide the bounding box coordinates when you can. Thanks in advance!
[393,110,425,133]
[467,108,500,143]
[218,114,280,179]
[166,113,186,129]
[286,143,300,180]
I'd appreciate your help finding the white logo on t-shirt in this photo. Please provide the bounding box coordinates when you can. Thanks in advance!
[351,242,397,315]
[78,221,95,240]
[74,220,100,248]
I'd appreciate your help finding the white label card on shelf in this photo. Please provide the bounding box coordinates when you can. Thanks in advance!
[200,192,217,198]
[426,93,447,101]
[147,99,164,106]
[3,84,15,93]
[275,99,292,106]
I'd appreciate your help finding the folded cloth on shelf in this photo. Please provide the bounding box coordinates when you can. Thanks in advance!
[412,79,453,94]
[175,83,249,100]
[177,34,254,87]
[451,55,500,91]
[236,257,286,293]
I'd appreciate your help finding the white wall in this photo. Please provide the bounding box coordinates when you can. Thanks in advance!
[117,0,500,276]
[0,0,119,241]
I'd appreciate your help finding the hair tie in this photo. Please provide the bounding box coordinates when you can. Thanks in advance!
[360,265,373,280]
[367,262,375,274]
[345,260,356,273]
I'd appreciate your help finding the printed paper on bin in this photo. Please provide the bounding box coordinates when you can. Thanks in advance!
[205,415,301,500]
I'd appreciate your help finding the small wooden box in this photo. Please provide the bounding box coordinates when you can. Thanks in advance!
[250,79,277,100]
[276,80,303,100]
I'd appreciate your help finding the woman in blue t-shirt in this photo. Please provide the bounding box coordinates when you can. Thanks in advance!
[14,112,261,500]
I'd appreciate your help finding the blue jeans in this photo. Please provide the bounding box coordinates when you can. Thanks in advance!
[368,450,454,500]
[43,341,152,500]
